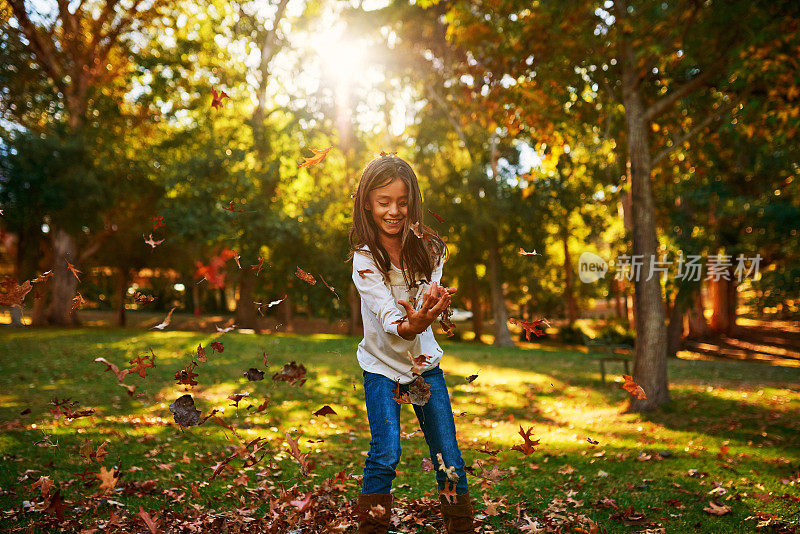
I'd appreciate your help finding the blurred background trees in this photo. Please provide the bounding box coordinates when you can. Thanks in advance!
[2,0,798,412]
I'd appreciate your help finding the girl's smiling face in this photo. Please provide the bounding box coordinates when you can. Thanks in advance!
[366,178,408,238]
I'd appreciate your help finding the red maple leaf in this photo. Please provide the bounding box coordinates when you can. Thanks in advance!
[221,200,256,213]
[509,317,550,341]
[210,88,228,109]
[152,215,166,231]
[209,341,224,353]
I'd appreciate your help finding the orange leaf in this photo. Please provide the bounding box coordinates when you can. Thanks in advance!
[621,375,647,399]
[299,146,332,168]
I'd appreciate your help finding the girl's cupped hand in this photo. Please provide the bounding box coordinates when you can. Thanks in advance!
[398,281,457,335]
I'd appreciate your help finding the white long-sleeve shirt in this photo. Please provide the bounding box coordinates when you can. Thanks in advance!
[352,245,445,384]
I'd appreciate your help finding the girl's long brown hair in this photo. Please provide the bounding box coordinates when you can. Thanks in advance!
[347,154,447,290]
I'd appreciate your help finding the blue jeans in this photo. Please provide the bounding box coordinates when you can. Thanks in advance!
[361,365,469,495]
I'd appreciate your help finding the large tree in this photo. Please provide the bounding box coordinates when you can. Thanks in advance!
[4,0,166,324]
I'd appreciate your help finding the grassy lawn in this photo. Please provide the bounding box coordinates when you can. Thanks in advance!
[0,328,798,532]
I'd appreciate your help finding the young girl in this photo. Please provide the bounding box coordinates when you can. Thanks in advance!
[348,154,475,533]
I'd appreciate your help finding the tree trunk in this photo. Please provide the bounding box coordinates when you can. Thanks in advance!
[9,307,24,327]
[235,269,259,329]
[687,284,709,338]
[666,291,686,358]
[562,224,578,325]
[486,227,514,347]
[115,269,127,327]
[710,275,736,335]
[470,282,483,343]
[613,279,623,318]
[192,283,201,316]
[46,228,80,326]
[281,291,293,331]
[348,283,361,336]
[620,40,670,411]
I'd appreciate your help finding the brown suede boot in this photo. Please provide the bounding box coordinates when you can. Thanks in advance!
[355,493,393,534]
[439,491,475,533]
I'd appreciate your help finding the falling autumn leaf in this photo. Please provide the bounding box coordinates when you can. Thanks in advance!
[129,350,156,378]
[251,257,264,277]
[215,323,236,333]
[509,317,550,341]
[195,344,207,363]
[71,292,86,309]
[313,405,337,417]
[65,259,81,282]
[209,341,224,353]
[152,215,165,230]
[272,361,307,386]
[357,268,374,278]
[319,274,339,299]
[94,357,132,382]
[244,368,264,381]
[143,233,165,248]
[169,394,201,427]
[31,270,54,283]
[299,146,332,168]
[519,247,539,256]
[436,453,460,482]
[97,466,119,492]
[466,373,479,383]
[210,87,228,109]
[621,374,647,399]
[227,392,250,407]
[393,376,431,406]
[295,267,316,285]
[151,307,176,330]
[0,278,32,308]
[510,425,540,455]
[410,221,424,239]
[133,292,156,304]
[221,200,256,213]
[427,208,445,223]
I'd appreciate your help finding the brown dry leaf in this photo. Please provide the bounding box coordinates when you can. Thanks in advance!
[97,466,118,492]
[94,357,132,382]
[313,405,337,417]
[621,375,647,399]
[285,432,314,474]
[436,452,459,482]
[703,501,732,515]
[65,259,81,282]
[510,425,540,455]
[137,505,161,534]
[0,278,32,308]
[295,267,316,285]
[28,476,54,497]
[272,361,307,386]
[151,307,176,330]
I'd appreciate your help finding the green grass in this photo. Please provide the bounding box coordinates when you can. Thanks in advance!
[0,328,799,532]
